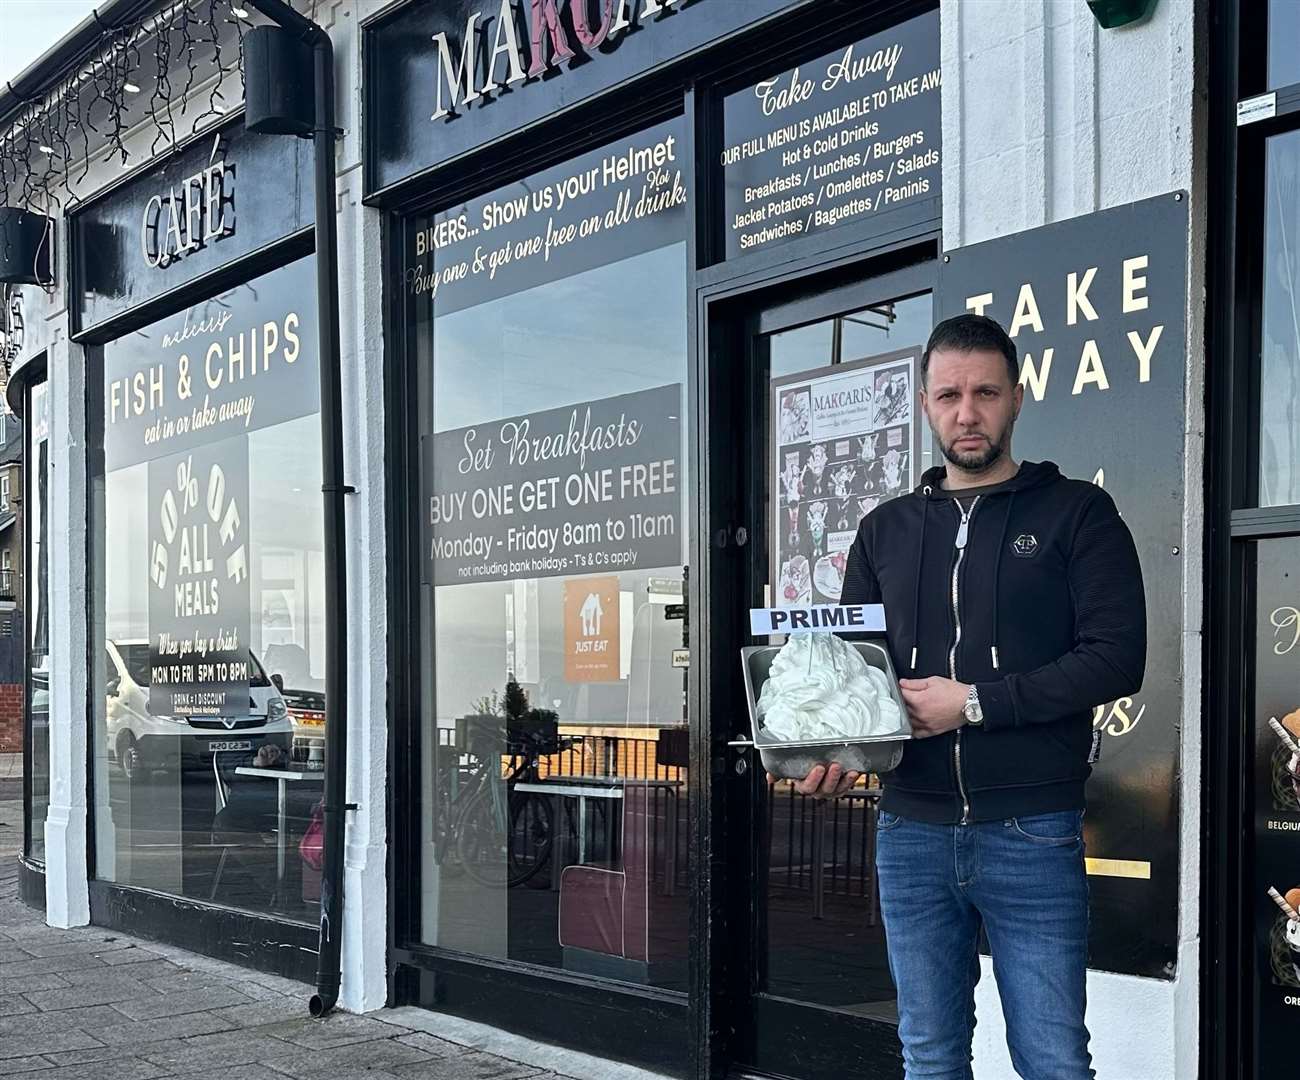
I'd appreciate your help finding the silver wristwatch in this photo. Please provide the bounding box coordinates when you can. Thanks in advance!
[963,685,983,726]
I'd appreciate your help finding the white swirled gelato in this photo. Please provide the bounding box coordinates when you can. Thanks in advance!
[757,633,901,742]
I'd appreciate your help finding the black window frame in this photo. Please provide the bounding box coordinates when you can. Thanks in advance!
[75,192,320,980]
[1206,5,1300,1080]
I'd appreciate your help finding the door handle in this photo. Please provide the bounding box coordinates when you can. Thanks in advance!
[727,735,755,775]
[713,526,750,549]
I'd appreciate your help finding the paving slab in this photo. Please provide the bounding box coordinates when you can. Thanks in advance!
[0,1006,129,1035]
[111,983,255,1021]
[0,999,33,1021]
[97,946,169,967]
[0,1056,50,1076]
[30,1059,169,1080]
[0,953,113,979]
[0,973,72,995]
[23,979,158,1011]
[391,1050,544,1080]
[137,1030,299,1072]
[177,1067,300,1080]
[207,998,309,1029]
[260,1013,414,1051]
[392,1032,475,1061]
[87,1009,238,1048]
[0,797,590,1080]
[259,1036,436,1078]
[0,1029,104,1061]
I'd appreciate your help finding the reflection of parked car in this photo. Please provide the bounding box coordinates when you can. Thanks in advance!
[261,643,325,764]
[105,639,291,780]
[281,686,325,763]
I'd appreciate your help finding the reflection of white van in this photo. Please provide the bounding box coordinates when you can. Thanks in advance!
[105,639,291,780]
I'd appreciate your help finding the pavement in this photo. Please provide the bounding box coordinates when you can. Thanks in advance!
[0,759,639,1080]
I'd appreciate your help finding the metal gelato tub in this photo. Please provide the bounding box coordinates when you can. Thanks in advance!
[737,641,911,780]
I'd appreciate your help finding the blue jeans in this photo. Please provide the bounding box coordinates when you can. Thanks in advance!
[875,809,1094,1080]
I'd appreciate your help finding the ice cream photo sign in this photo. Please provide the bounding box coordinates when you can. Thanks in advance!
[749,603,885,636]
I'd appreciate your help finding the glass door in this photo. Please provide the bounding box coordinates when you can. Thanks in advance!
[714,258,934,1080]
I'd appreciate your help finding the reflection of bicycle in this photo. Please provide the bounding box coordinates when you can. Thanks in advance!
[437,727,577,888]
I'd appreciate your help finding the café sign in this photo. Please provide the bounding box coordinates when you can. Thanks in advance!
[140,134,235,270]
[73,115,311,335]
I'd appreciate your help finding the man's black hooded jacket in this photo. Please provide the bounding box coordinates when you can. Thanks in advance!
[840,460,1146,824]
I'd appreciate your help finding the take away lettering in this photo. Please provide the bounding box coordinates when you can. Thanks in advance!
[965,257,1164,402]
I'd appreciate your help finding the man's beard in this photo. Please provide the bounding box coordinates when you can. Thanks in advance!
[935,423,1011,473]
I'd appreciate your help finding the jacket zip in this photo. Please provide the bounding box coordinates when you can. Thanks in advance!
[950,496,979,825]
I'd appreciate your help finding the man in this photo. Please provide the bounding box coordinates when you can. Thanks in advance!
[800,314,1146,1079]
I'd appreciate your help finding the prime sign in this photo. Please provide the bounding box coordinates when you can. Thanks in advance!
[431,0,691,121]
[140,134,234,270]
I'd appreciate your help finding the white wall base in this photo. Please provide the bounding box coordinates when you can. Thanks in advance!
[973,960,1183,1079]
[42,802,88,928]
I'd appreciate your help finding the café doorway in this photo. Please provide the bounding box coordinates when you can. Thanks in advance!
[706,253,935,1080]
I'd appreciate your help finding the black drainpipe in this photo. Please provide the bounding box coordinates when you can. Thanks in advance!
[244,0,350,1018]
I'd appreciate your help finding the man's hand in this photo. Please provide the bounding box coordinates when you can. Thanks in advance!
[899,677,970,738]
[768,763,861,800]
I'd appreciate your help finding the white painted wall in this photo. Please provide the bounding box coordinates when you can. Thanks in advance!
[330,0,390,1015]
[42,284,89,930]
[939,1,1205,1077]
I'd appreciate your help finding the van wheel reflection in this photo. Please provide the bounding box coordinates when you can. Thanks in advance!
[455,785,555,888]
[117,733,142,782]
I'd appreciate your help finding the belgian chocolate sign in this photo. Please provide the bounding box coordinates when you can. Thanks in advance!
[1250,538,1300,1077]
[422,384,682,586]
[365,0,808,193]
[73,116,312,333]
[937,193,1189,979]
[722,11,939,258]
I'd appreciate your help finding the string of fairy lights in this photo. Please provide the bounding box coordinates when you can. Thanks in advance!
[0,0,321,384]
[0,0,275,219]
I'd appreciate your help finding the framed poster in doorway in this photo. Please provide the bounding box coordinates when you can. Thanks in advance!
[770,348,921,608]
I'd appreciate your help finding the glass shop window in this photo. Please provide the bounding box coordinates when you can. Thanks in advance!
[90,257,327,921]
[408,118,691,990]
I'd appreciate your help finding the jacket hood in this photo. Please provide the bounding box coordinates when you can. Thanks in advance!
[915,459,1062,496]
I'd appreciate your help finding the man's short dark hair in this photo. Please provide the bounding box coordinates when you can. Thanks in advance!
[922,314,1019,388]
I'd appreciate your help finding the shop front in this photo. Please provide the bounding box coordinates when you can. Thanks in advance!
[366,2,1198,1077]
[5,1,1298,1077]
[66,111,327,977]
